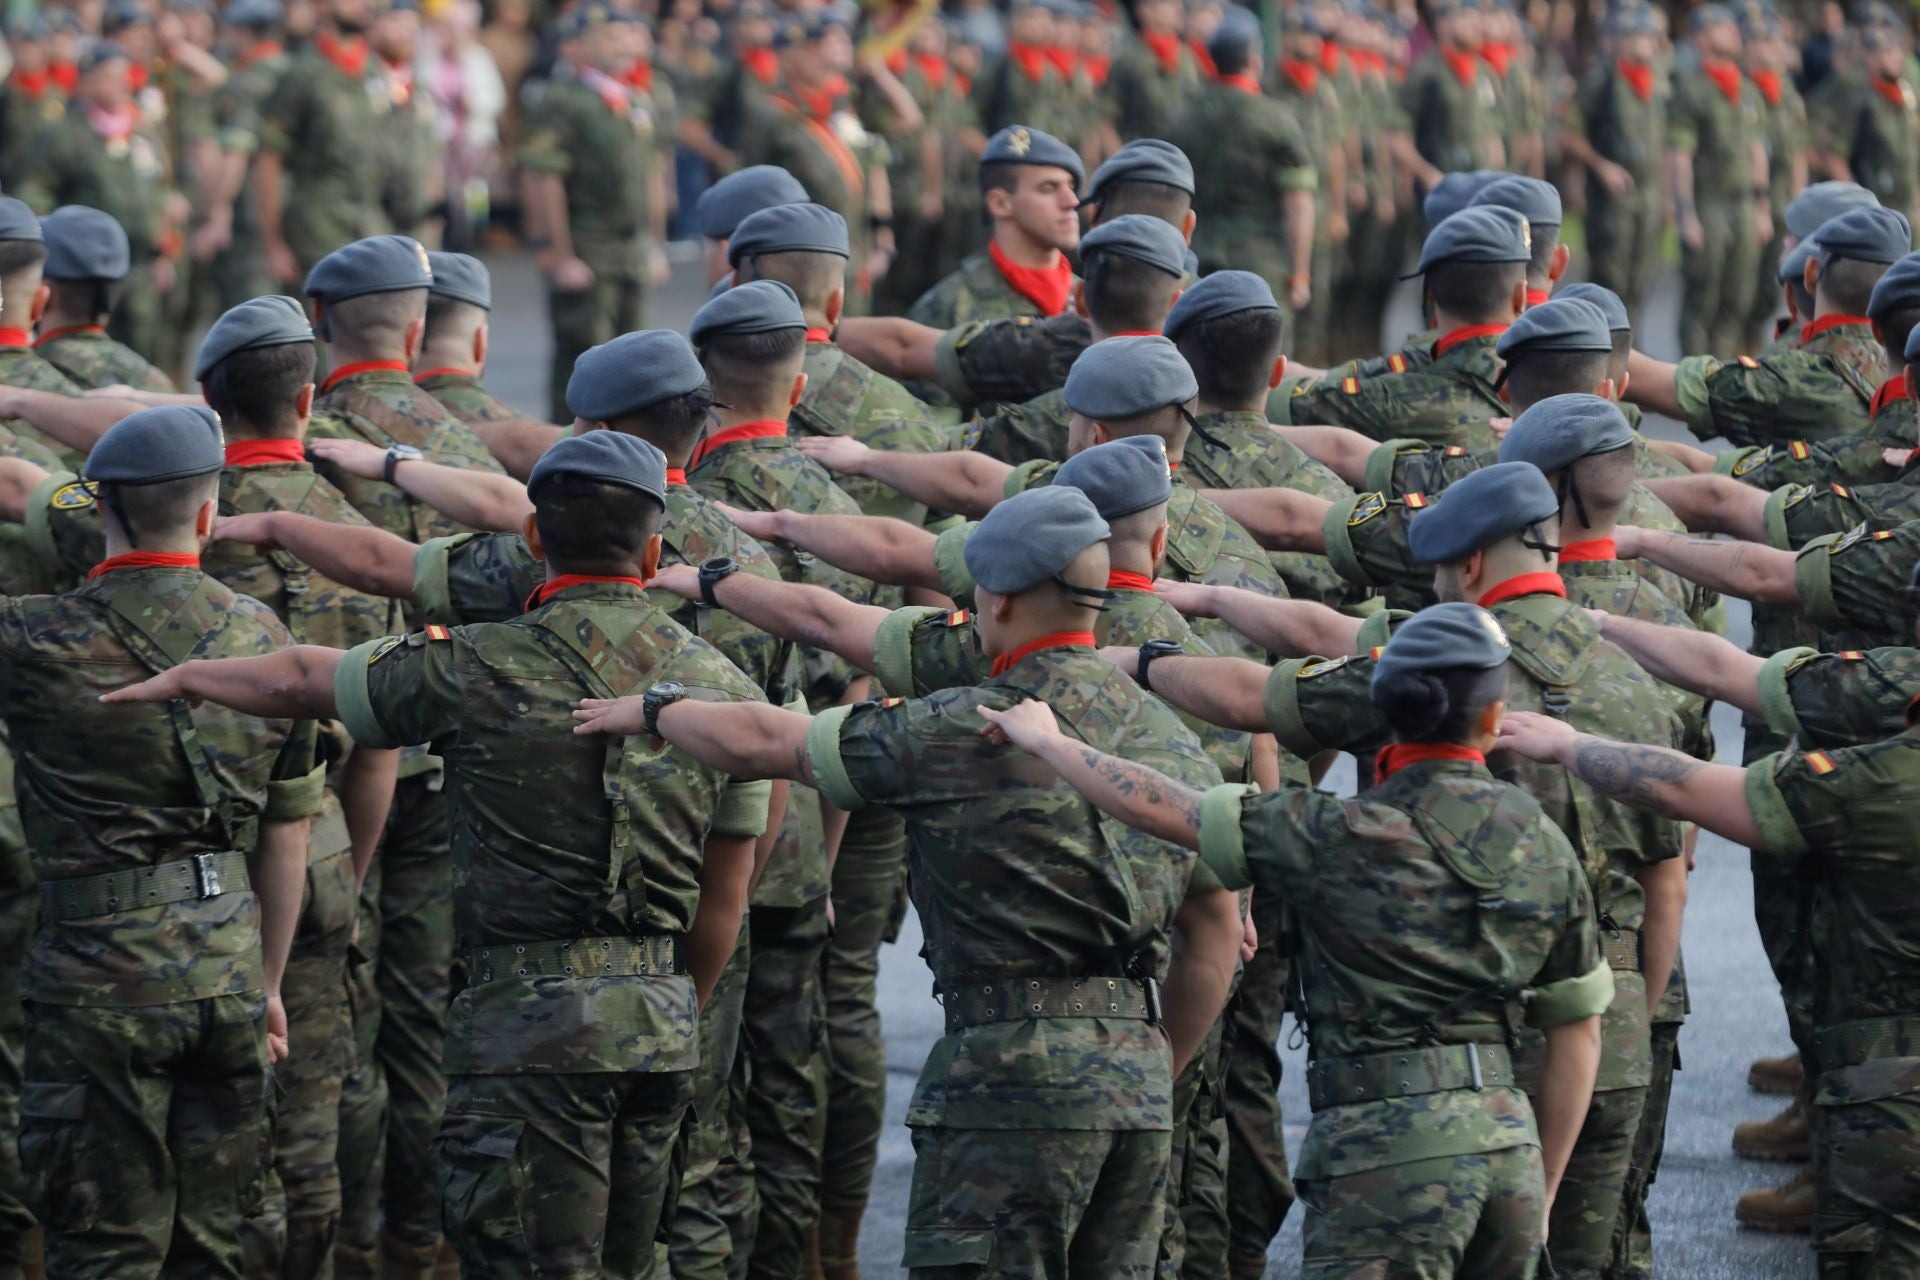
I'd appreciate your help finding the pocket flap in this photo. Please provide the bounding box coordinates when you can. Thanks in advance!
[21,1082,85,1121]
[901,1228,993,1268]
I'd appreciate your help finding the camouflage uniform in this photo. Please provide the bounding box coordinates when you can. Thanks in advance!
[736,89,882,316]
[1750,76,1810,338]
[256,46,393,276]
[0,339,90,472]
[1567,59,1667,307]
[376,69,440,244]
[793,339,951,527]
[1670,316,1883,446]
[959,386,1075,467]
[907,250,1062,332]
[1333,58,1409,359]
[412,368,544,435]
[333,580,770,1277]
[207,46,292,308]
[1714,377,1913,490]
[933,311,1090,412]
[1667,68,1766,355]
[0,73,65,191]
[973,49,1076,139]
[1107,37,1202,141]
[34,326,174,393]
[1809,71,1920,226]
[1765,503,1920,652]
[1402,47,1502,173]
[1270,327,1508,450]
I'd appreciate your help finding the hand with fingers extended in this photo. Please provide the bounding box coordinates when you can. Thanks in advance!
[793,434,873,476]
[974,698,1062,753]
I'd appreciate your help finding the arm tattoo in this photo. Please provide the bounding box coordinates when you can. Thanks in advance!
[1571,737,1703,819]
[1078,746,1204,834]
[792,743,816,786]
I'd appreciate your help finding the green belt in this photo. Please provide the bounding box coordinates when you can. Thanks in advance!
[41,850,251,923]
[941,975,1159,1034]
[465,934,684,982]
[1307,1042,1515,1111]
[1813,1015,1920,1072]
[1602,927,1641,972]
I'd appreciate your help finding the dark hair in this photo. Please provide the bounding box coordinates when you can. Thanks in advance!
[0,239,47,281]
[1880,305,1920,369]
[531,473,665,570]
[1373,663,1509,744]
[203,341,317,434]
[1527,227,1561,285]
[1821,257,1890,316]
[1176,306,1284,405]
[1503,347,1611,411]
[47,277,123,324]
[698,327,806,405]
[99,472,221,546]
[326,287,427,346]
[424,294,486,342]
[1211,39,1254,75]
[1088,180,1191,227]
[979,160,1023,199]
[736,250,844,310]
[1081,247,1180,334]
[1788,277,1816,322]
[1606,330,1631,382]
[605,387,715,451]
[1427,259,1525,322]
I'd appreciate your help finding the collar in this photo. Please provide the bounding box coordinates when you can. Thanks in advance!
[88,551,200,580]
[1556,537,1616,563]
[1801,313,1873,345]
[690,418,788,467]
[624,58,653,92]
[33,323,105,347]
[1873,74,1912,110]
[1524,287,1551,308]
[805,327,833,344]
[0,327,32,349]
[1749,66,1782,106]
[988,629,1095,677]
[1477,571,1567,608]
[1106,329,1162,338]
[1007,40,1050,82]
[1702,57,1742,103]
[1433,322,1508,358]
[666,468,688,486]
[1219,71,1263,95]
[580,63,633,114]
[1874,372,1912,418]
[316,29,369,78]
[1374,741,1486,780]
[1279,56,1318,94]
[1441,45,1480,87]
[225,437,308,467]
[320,359,410,394]
[1045,44,1077,77]
[1106,569,1155,592]
[10,68,53,97]
[989,239,1073,317]
[413,365,477,383]
[240,40,284,68]
[743,46,778,84]
[1480,40,1511,78]
[913,50,950,87]
[524,573,649,612]
[1617,57,1655,101]
[1141,30,1183,74]
[1319,40,1343,74]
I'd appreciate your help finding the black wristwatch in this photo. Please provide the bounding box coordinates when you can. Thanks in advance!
[1137,638,1182,692]
[643,681,687,738]
[384,444,423,485]
[698,556,740,607]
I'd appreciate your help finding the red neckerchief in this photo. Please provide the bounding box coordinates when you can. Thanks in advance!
[1220,71,1263,95]
[1319,40,1343,75]
[87,101,137,145]
[1441,46,1480,87]
[1557,537,1616,563]
[1107,570,1154,592]
[624,58,653,92]
[525,573,648,612]
[88,551,199,580]
[1141,30,1183,74]
[912,51,950,88]
[1478,572,1567,608]
[1749,67,1782,107]
[0,328,31,348]
[1801,313,1872,345]
[1702,58,1742,103]
[1434,322,1508,357]
[1083,53,1110,86]
[1872,75,1911,110]
[690,419,788,467]
[33,324,105,346]
[1480,40,1511,78]
[990,240,1073,316]
[1374,741,1485,780]
[988,629,1095,677]
[1107,329,1162,338]
[1045,44,1077,78]
[413,366,475,382]
[1007,40,1050,82]
[320,359,409,394]
[49,61,78,94]
[792,80,839,121]
[240,40,284,68]
[1871,373,1910,418]
[580,64,631,115]
[385,58,413,106]
[1618,58,1654,101]
[665,467,688,486]
[225,438,308,467]
[1188,37,1216,78]
[1524,287,1550,308]
[887,47,907,75]
[805,327,833,344]
[10,68,53,98]
[1279,57,1318,94]
[743,47,778,84]
[126,62,148,93]
[316,30,370,78]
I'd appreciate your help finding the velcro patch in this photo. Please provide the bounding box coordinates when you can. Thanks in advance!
[1737,355,1761,369]
[1788,440,1810,460]
[49,481,96,510]
[1404,492,1429,509]
[1296,656,1350,679]
[945,609,971,627]
[1347,492,1388,525]
[1805,750,1838,775]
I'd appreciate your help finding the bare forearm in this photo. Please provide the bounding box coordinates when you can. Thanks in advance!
[1554,733,1762,848]
[1632,526,1794,603]
[832,317,941,384]
[709,571,888,674]
[338,745,400,889]
[250,817,310,995]
[469,418,562,479]
[8,389,141,451]
[775,509,944,592]
[1285,190,1314,281]
[168,647,345,720]
[1536,1016,1601,1201]
[1124,651,1272,732]
[1198,486,1331,553]
[392,460,532,531]
[655,699,816,782]
[1207,586,1360,657]
[858,448,1009,518]
[0,456,51,524]
[689,832,754,1006]
[1635,856,1687,1014]
[1646,438,1715,473]
[1275,425,1378,487]
[1022,731,1204,849]
[1623,349,1682,418]
[1639,475,1769,541]
[1595,609,1764,714]
[247,512,420,601]
[1162,891,1241,1076]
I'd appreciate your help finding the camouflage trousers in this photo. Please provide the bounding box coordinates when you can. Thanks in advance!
[1679,203,1762,358]
[1297,1146,1546,1279]
[1812,1065,1920,1279]
[21,992,272,1280]
[437,1068,696,1279]
[902,1125,1173,1278]
[1222,902,1296,1275]
[0,808,35,1278]
[1158,1017,1229,1280]
[1602,1022,1681,1280]
[547,242,647,423]
[1333,204,1407,360]
[334,906,388,1280]
[1584,190,1666,316]
[668,920,753,1280]
[1541,1086,1646,1280]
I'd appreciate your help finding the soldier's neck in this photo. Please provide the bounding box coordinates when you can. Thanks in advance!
[1431,307,1508,337]
[37,304,99,332]
[324,339,407,369]
[994,224,1059,268]
[1194,397,1264,418]
[709,402,790,430]
[413,340,477,377]
[1107,542,1158,578]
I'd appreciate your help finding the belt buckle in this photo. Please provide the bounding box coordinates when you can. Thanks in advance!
[193,853,223,899]
[1469,1046,1485,1090]
[1142,976,1163,1025]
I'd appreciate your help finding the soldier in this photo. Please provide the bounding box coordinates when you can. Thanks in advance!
[1261,8,1343,364]
[1107,0,1202,141]
[0,201,91,472]
[32,205,174,393]
[906,124,1083,331]
[988,602,1610,1279]
[576,482,1244,1277]
[109,429,775,1278]
[370,0,441,246]
[1401,0,1504,177]
[1745,15,1810,345]
[1330,5,1410,362]
[13,406,321,1277]
[1808,21,1920,229]
[1562,8,1666,310]
[1468,172,1568,308]
[693,164,810,289]
[203,0,291,310]
[0,17,69,193]
[973,0,1078,138]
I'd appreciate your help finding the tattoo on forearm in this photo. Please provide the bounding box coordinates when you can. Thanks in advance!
[1571,738,1702,818]
[1078,746,1203,832]
[792,743,816,786]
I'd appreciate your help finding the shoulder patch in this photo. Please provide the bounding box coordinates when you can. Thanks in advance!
[424,624,452,641]
[1290,379,1315,397]
[1784,651,1814,676]
[1404,492,1429,509]
[1737,355,1761,369]
[1368,645,1384,660]
[1387,353,1408,373]
[1340,376,1360,395]
[879,697,906,708]
[49,480,96,510]
[1788,440,1810,460]
[1296,655,1350,679]
[1347,491,1388,525]
[1804,750,1838,775]
[1730,447,1772,477]
[1781,483,1812,510]
[1830,483,1852,498]
[1443,445,1467,457]
[1829,522,1869,554]
[368,636,403,665]
[1874,530,1895,541]
[944,609,971,627]
[1838,650,1865,660]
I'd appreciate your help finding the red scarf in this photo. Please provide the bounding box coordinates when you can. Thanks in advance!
[10,68,53,98]
[690,419,788,467]
[1871,373,1910,418]
[316,30,370,78]
[49,61,78,94]
[792,78,840,121]
[1441,46,1480,88]
[1434,322,1508,357]
[33,324,105,346]
[913,51,950,88]
[413,366,474,383]
[1749,68,1781,107]
[525,573,648,611]
[1618,58,1654,102]
[1478,572,1567,608]
[1557,537,1616,563]
[224,438,308,467]
[240,40,284,68]
[1524,287,1550,308]
[1107,329,1163,338]
[321,359,410,394]
[989,629,1095,677]
[1801,313,1872,345]
[1279,57,1318,95]
[1374,741,1485,780]
[666,467,688,486]
[743,47,779,84]
[624,59,653,92]
[1106,570,1154,592]
[88,551,199,580]
[1319,40,1343,75]
[126,62,148,93]
[1083,54,1110,86]
[1220,71,1263,95]
[1702,58,1742,104]
[1480,40,1511,78]
[1141,30,1183,74]
[580,64,632,115]
[1007,40,1050,82]
[1045,44,1077,78]
[1873,75,1912,111]
[0,328,31,348]
[990,240,1073,316]
[805,327,833,344]
[1188,37,1216,78]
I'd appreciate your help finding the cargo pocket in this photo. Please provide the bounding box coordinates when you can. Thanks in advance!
[437,1112,532,1271]
[900,1227,994,1277]
[1817,1219,1888,1279]
[19,1082,96,1233]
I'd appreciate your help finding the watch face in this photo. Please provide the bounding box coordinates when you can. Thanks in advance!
[648,681,687,700]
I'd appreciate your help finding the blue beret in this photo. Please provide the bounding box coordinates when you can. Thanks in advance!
[1468,174,1563,228]
[87,406,225,485]
[1407,461,1561,563]
[78,41,131,74]
[1498,393,1635,472]
[1063,335,1197,420]
[690,279,806,344]
[728,202,850,266]
[1688,2,1736,31]
[1812,206,1913,265]
[223,0,284,26]
[1087,138,1195,200]
[1555,282,1631,332]
[527,429,669,507]
[41,206,129,281]
[566,330,708,421]
[194,295,313,379]
[1872,253,1920,319]
[695,166,810,240]
[0,197,41,244]
[1778,237,1819,285]
[1078,213,1188,276]
[1208,7,1261,61]
[982,125,1085,189]
[1053,436,1173,518]
[1904,320,1920,364]
[1371,602,1511,696]
[963,485,1111,595]
[1422,170,1503,227]
[1785,181,1880,241]
[426,252,490,309]
[1163,270,1277,340]
[1410,206,1531,276]
[304,234,433,303]
[1603,7,1659,36]
[1496,298,1612,356]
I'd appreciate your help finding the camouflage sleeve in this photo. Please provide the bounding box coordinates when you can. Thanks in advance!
[932,520,977,607]
[1262,654,1388,758]
[1757,645,1920,746]
[1792,522,1920,641]
[1266,110,1317,192]
[415,531,538,625]
[263,720,328,822]
[1716,433,1902,492]
[517,90,576,174]
[963,396,1071,468]
[1195,780,1317,893]
[872,605,985,697]
[1684,353,1866,448]
[934,314,1085,408]
[1321,492,1428,599]
[23,470,103,583]
[1764,481,1873,550]
[804,698,915,810]
[255,62,306,156]
[333,631,466,749]
[1269,377,1354,431]
[1744,747,1852,860]
[1361,439,1482,496]
[1664,79,1700,151]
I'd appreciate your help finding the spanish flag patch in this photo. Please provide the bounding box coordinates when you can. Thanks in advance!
[1876,530,1896,541]
[1805,751,1838,775]
[1405,492,1429,509]
[880,697,906,708]
[1368,646,1384,660]
[1444,445,1467,457]
[1831,483,1852,498]
[945,609,970,627]
[1341,376,1360,395]
[425,625,451,641]
[1839,650,1865,660]
[1737,355,1761,369]
[1788,440,1810,460]
[1387,353,1408,373]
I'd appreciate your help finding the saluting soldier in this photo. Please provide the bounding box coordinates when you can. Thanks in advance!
[0,200,93,472]
[32,205,174,393]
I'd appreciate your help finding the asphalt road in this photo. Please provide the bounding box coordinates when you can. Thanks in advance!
[473,248,1814,1278]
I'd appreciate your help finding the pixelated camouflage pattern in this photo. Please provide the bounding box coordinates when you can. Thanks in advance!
[1107,39,1204,140]
[0,347,90,470]
[794,342,950,524]
[256,49,393,270]
[35,329,175,393]
[1298,1148,1546,1278]
[1271,332,1506,449]
[1759,646,1920,748]
[961,386,1073,467]
[1403,49,1504,173]
[1719,389,1914,492]
[1326,331,1440,382]
[518,75,673,275]
[735,93,882,310]
[668,922,749,1278]
[414,369,548,431]
[935,311,1090,410]
[1808,69,1920,219]
[1787,516,1920,647]
[1558,558,1714,762]
[907,250,1055,331]
[1172,82,1317,288]
[1674,320,1883,448]
[1568,64,1667,308]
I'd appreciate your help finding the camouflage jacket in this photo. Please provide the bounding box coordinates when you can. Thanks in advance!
[1809,71,1920,217]
[34,327,174,393]
[1665,64,1762,203]
[376,76,442,237]
[209,47,291,246]
[257,47,394,265]
[1322,331,1441,383]
[2,565,322,1007]
[1779,514,1920,650]
[0,78,65,191]
[1673,317,1883,447]
[907,249,1060,331]
[735,91,879,289]
[808,642,1224,1130]
[1402,49,1502,172]
[1756,644,1920,750]
[413,368,544,432]
[1173,81,1317,271]
[519,73,675,270]
[335,580,770,1074]
[933,310,1090,411]
[1566,59,1667,190]
[1758,77,1811,215]
[1272,327,1507,449]
[1199,758,1609,1176]
[1717,378,1912,491]
[961,386,1073,467]
[794,341,948,525]
[0,344,90,470]
[1107,38,1204,141]
[17,110,169,256]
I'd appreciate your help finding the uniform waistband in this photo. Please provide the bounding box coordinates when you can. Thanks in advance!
[464,934,684,981]
[1813,1015,1920,1072]
[40,850,251,922]
[1307,1042,1515,1111]
[940,975,1159,1034]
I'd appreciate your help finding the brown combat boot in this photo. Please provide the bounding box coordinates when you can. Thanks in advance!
[1747,1051,1805,1096]
[819,1197,865,1280]
[1735,1167,1816,1234]
[1732,1097,1813,1161]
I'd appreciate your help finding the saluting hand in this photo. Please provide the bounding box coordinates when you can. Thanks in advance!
[212,512,282,550]
[1153,579,1216,617]
[572,696,651,737]
[714,503,787,547]
[975,699,1061,753]
[793,435,873,476]
[646,563,700,600]
[1494,710,1578,762]
[307,438,388,480]
[99,665,196,707]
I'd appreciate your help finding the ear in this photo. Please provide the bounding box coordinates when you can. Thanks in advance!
[1497,381,1510,406]
[1873,319,1887,347]
[1269,354,1287,389]
[1465,548,1486,590]
[403,314,426,360]
[789,369,808,409]
[640,531,663,582]
[29,282,49,326]
[1549,242,1570,283]
[1616,369,1631,401]
[1150,522,1169,565]
[1072,280,1088,318]
[195,495,218,540]
[1803,256,1820,298]
[1475,695,1506,741]
[1180,209,1197,243]
[1509,278,1527,317]
[983,187,1014,220]
[1597,375,1618,402]
[825,286,844,328]
[473,322,489,369]
[523,510,544,559]
[1091,419,1113,444]
[295,381,315,424]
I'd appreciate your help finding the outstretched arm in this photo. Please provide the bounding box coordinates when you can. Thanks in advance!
[795,435,1011,519]
[1094,646,1272,733]
[215,511,420,602]
[831,316,943,384]
[1623,350,1683,420]
[0,456,51,523]
[309,439,533,532]
[1589,606,1766,715]
[576,696,819,784]
[467,418,563,482]
[1639,475,1769,541]
[1616,525,1797,606]
[1644,438,1716,473]
[1195,487,1334,554]
[0,386,142,452]
[1271,425,1382,488]
[648,562,890,675]
[1155,580,1363,657]
[100,645,347,720]
[726,506,945,593]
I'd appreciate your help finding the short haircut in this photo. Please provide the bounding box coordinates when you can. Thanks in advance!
[1211,40,1253,75]
[1503,347,1611,412]
[424,295,486,343]
[1099,401,1187,448]
[203,341,317,435]
[1527,227,1561,284]
[47,277,123,324]
[698,327,807,406]
[1373,663,1509,744]
[1881,306,1920,369]
[1426,259,1524,323]
[736,250,844,310]
[1606,330,1631,382]
[605,387,715,452]
[1820,257,1891,316]
[531,473,665,570]
[1566,443,1638,514]
[1788,278,1816,321]
[100,472,220,546]
[325,287,427,346]
[1090,180,1191,227]
[1104,502,1169,551]
[0,239,47,288]
[1175,307,1283,405]
[1081,248,1180,333]
[979,160,1023,199]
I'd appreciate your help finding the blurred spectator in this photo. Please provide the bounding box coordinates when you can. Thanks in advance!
[425,0,506,248]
